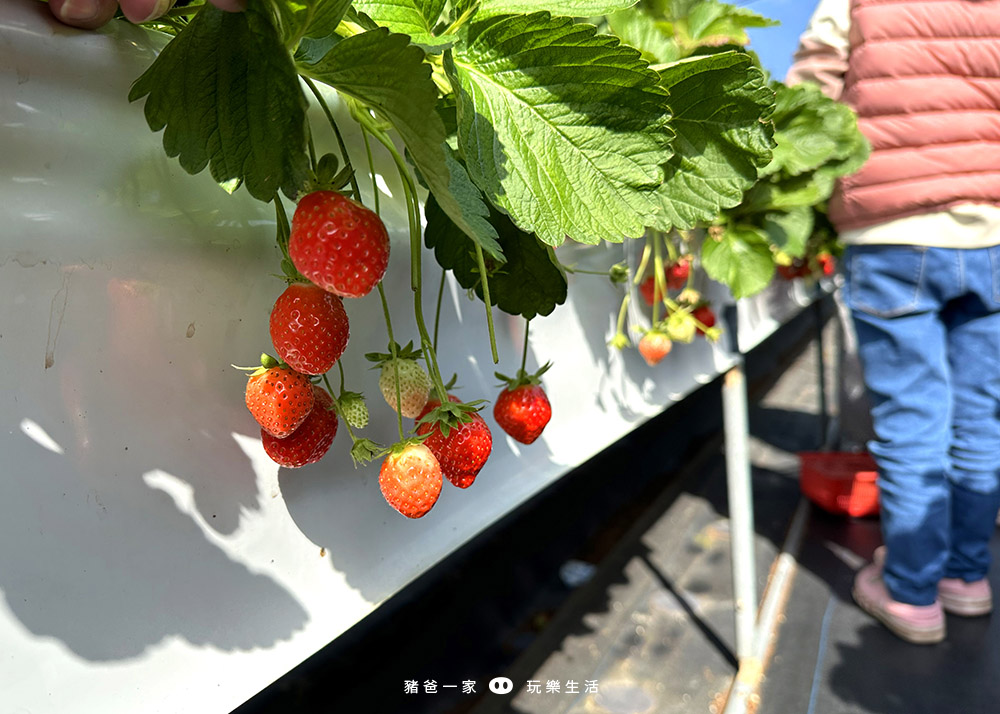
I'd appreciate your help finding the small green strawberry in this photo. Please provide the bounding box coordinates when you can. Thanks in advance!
[664,310,697,344]
[337,390,370,430]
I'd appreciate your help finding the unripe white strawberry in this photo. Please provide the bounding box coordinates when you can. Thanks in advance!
[379,359,431,418]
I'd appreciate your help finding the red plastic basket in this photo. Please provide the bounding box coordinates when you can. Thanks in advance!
[798,451,880,517]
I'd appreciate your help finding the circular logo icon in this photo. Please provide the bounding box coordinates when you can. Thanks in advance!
[489,677,514,694]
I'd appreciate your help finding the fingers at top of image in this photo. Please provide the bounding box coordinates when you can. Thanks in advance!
[49,0,118,29]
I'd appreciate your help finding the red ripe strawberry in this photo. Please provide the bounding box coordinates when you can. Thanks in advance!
[379,442,443,519]
[417,396,493,489]
[639,276,660,306]
[666,257,691,290]
[262,386,338,468]
[777,260,808,280]
[816,251,836,276]
[245,365,314,438]
[776,263,797,280]
[494,382,552,445]
[289,190,390,299]
[638,331,672,366]
[693,304,717,336]
[269,283,349,375]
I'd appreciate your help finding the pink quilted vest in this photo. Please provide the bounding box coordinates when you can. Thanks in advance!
[830,0,1000,232]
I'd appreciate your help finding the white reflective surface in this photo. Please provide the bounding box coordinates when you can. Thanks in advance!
[0,3,799,711]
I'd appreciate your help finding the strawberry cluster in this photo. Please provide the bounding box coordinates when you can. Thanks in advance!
[242,190,388,469]
[777,250,836,281]
[240,189,555,521]
[627,248,721,367]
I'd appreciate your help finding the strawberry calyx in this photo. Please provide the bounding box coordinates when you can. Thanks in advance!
[364,340,423,366]
[231,352,283,378]
[350,437,383,467]
[304,155,358,196]
[386,436,429,457]
[494,361,552,392]
[416,395,488,439]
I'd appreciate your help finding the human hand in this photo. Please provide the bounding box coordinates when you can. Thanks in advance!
[49,0,246,30]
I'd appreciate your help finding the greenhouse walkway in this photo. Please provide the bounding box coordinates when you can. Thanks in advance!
[234,301,1000,714]
[467,315,1000,714]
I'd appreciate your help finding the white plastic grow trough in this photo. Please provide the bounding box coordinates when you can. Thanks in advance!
[0,3,820,711]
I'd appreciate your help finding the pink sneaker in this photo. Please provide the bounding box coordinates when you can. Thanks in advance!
[938,577,993,617]
[852,559,945,644]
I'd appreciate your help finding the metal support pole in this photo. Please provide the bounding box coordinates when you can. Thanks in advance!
[814,298,829,449]
[831,287,846,450]
[722,363,757,663]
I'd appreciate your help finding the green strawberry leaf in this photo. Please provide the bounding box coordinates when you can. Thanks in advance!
[446,12,674,246]
[300,28,503,260]
[605,7,681,65]
[425,194,568,319]
[761,82,863,179]
[649,51,775,231]
[701,224,774,298]
[678,0,777,49]
[760,206,814,258]
[475,0,640,16]
[129,4,310,201]
[268,0,354,48]
[740,172,827,213]
[351,0,452,48]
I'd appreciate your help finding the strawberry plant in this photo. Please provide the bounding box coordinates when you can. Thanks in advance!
[123,0,868,516]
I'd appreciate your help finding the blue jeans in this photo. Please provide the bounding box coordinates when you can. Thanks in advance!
[844,244,1000,606]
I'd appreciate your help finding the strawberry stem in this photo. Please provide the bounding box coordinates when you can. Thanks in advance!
[563,266,617,277]
[360,123,380,216]
[360,116,451,403]
[664,231,679,263]
[652,233,666,324]
[323,373,382,464]
[433,268,446,352]
[273,198,291,261]
[519,318,530,374]
[633,241,652,286]
[474,243,499,364]
[613,292,630,347]
[442,1,480,35]
[376,283,406,441]
[306,123,318,175]
[302,76,362,200]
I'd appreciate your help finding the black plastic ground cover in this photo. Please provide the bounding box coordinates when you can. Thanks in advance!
[232,297,835,714]
[761,506,1000,714]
